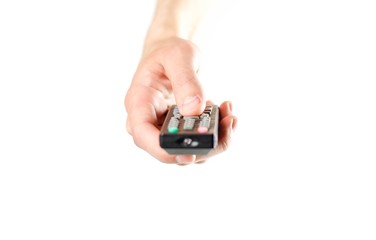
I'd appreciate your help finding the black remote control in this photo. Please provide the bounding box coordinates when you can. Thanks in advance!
[159,104,219,155]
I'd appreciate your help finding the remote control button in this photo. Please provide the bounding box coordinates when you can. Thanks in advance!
[168,127,179,133]
[183,118,196,130]
[172,107,182,119]
[183,116,199,119]
[203,105,213,115]
[197,127,208,133]
[198,117,210,133]
[168,117,179,133]
[168,127,178,133]
[205,105,213,111]
[200,113,210,119]
[199,116,211,127]
[173,107,180,115]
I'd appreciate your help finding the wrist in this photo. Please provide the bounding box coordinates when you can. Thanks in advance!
[142,0,211,57]
[142,18,194,57]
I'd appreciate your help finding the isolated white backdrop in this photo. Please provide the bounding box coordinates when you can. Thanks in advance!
[0,1,375,239]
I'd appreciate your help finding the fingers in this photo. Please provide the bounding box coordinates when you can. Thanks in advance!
[162,41,205,116]
[125,86,176,163]
[132,123,177,164]
[216,101,238,153]
[127,107,177,164]
[176,155,196,165]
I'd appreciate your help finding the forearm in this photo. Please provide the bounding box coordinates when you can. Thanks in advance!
[143,0,212,56]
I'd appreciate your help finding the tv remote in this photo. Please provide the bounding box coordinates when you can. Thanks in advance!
[159,104,219,155]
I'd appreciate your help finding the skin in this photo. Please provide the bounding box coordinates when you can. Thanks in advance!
[125,0,237,165]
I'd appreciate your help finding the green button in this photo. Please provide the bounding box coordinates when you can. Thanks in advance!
[168,127,178,133]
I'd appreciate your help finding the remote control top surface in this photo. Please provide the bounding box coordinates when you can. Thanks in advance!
[159,104,219,155]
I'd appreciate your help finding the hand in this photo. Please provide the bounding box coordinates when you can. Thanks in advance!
[125,37,237,164]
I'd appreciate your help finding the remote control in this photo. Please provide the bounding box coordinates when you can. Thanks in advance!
[159,104,219,155]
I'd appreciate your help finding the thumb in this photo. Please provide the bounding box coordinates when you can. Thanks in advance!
[163,42,205,116]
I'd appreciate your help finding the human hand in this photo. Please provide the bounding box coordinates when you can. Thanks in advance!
[125,37,237,165]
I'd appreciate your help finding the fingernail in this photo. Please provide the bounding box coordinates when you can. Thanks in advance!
[182,96,201,115]
[228,101,232,112]
[176,155,194,165]
[231,117,237,131]
[228,118,234,133]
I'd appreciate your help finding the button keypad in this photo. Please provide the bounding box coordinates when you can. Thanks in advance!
[165,105,215,133]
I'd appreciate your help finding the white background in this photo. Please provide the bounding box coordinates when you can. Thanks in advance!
[1,0,375,239]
